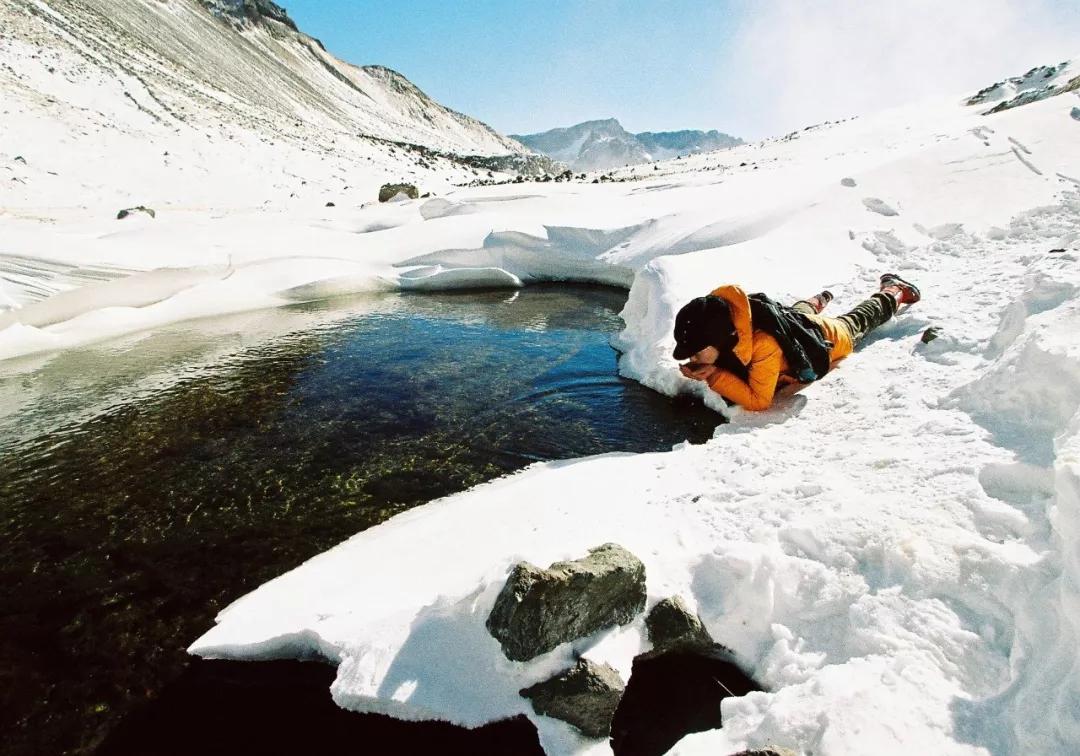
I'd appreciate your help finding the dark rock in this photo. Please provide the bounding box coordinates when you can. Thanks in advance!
[116,206,156,220]
[840,177,857,187]
[420,192,431,198]
[520,659,624,738]
[645,596,712,651]
[1071,107,1080,122]
[921,326,942,344]
[325,202,335,207]
[378,183,419,202]
[14,155,26,164]
[610,644,764,756]
[486,543,646,662]
[729,749,798,756]
[201,0,299,32]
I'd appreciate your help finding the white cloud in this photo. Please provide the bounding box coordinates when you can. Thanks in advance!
[717,0,1080,138]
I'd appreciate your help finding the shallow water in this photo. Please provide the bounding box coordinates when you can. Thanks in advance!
[0,285,720,754]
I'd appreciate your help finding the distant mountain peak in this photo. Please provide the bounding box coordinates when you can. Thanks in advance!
[512,119,742,172]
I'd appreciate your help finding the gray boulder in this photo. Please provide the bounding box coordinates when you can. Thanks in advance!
[729,749,799,756]
[486,543,646,661]
[378,182,419,202]
[840,177,857,187]
[116,206,156,220]
[520,659,624,738]
[645,596,712,651]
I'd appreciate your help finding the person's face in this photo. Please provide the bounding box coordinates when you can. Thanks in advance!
[690,346,719,365]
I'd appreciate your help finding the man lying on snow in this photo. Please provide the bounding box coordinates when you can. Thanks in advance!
[674,274,920,411]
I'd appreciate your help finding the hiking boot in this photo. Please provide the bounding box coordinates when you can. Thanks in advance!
[879,273,920,306]
[804,290,833,314]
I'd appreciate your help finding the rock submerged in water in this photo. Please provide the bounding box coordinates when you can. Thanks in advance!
[520,659,624,738]
[378,182,419,202]
[486,543,646,662]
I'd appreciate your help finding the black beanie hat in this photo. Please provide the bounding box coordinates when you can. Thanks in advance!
[672,295,735,360]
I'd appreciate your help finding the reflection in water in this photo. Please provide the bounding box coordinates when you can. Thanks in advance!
[0,286,720,755]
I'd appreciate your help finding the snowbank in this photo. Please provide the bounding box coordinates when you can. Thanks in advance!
[185,92,1080,754]
[6,39,1080,752]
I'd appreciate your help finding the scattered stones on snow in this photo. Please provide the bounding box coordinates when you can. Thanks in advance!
[610,643,763,756]
[116,206,156,220]
[645,596,713,652]
[486,543,646,662]
[519,659,624,739]
[840,177,856,187]
[378,182,419,202]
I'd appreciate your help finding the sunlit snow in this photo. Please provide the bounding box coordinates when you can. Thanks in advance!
[3,2,1079,753]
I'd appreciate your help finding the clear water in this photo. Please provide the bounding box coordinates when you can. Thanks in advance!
[0,285,720,754]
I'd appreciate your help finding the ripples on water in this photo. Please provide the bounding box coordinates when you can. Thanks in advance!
[0,286,720,754]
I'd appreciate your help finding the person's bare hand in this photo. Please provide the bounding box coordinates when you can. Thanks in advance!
[680,362,718,382]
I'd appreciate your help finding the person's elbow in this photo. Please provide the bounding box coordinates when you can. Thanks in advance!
[744,393,773,411]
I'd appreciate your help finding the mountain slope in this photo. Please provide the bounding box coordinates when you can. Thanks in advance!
[512,118,742,171]
[0,0,531,208]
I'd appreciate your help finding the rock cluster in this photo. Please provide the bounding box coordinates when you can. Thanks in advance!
[486,545,763,748]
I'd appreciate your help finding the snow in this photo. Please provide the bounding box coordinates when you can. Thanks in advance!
[5,9,1080,752]
[179,91,1080,753]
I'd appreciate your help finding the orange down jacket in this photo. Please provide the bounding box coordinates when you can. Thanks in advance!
[705,284,854,411]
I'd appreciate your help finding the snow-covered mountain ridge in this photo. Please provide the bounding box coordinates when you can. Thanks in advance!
[967,59,1079,114]
[0,0,534,209]
[512,119,742,172]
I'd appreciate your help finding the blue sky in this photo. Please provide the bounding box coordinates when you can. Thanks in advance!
[283,0,1080,140]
